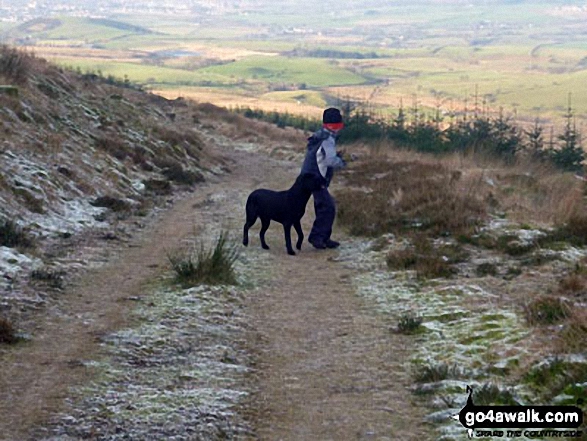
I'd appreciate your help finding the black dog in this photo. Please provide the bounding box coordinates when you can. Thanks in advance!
[243,173,323,255]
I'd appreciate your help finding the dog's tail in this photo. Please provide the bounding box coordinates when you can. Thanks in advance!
[243,194,258,246]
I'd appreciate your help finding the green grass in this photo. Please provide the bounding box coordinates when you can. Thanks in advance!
[167,232,239,287]
[35,16,149,42]
[9,0,587,123]
[50,58,235,86]
[260,90,327,107]
[198,56,367,88]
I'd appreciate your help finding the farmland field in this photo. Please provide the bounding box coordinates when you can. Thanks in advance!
[3,1,587,126]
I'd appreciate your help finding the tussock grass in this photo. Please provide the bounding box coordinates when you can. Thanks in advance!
[0,317,18,344]
[152,158,204,186]
[557,314,587,353]
[0,219,34,249]
[161,163,204,186]
[524,296,572,326]
[90,196,131,213]
[0,45,32,84]
[524,356,587,400]
[95,134,130,161]
[397,313,423,335]
[142,178,172,195]
[413,362,464,383]
[476,262,499,277]
[386,235,469,279]
[551,211,587,247]
[473,383,518,406]
[168,231,239,287]
[152,125,205,152]
[30,268,66,290]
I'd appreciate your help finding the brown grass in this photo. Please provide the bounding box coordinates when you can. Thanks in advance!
[0,317,18,344]
[192,102,307,147]
[336,156,486,237]
[524,296,572,326]
[336,145,585,237]
[386,234,469,279]
[95,134,130,161]
[0,45,33,84]
[557,312,587,353]
[152,124,205,153]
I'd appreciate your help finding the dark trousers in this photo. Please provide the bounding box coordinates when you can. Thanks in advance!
[308,187,336,244]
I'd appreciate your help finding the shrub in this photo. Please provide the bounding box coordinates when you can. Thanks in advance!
[168,231,238,287]
[0,219,34,248]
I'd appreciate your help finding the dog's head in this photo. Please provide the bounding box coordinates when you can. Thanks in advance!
[298,173,325,192]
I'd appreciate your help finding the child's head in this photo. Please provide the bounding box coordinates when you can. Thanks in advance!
[322,107,344,132]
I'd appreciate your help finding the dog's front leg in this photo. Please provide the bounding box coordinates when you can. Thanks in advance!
[283,223,295,255]
[293,220,303,250]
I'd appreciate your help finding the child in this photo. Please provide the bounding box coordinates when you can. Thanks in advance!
[300,107,346,249]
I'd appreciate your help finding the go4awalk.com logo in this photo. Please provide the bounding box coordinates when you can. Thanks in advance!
[452,386,584,438]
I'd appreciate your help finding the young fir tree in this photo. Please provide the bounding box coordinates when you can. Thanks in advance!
[551,94,584,172]
[525,117,546,161]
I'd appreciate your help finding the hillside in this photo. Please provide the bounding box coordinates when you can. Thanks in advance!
[0,45,225,325]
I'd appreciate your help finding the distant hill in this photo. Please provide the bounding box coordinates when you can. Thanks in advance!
[4,17,155,44]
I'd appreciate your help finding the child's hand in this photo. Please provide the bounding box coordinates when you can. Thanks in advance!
[336,150,350,164]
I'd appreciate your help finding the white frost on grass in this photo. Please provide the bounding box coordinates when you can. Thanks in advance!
[0,246,42,277]
[336,234,587,441]
[43,282,252,440]
[30,199,107,236]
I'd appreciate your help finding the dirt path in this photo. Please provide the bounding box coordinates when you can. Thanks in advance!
[0,169,243,440]
[245,250,431,440]
[0,145,430,440]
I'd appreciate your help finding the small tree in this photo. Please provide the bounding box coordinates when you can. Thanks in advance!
[550,94,584,172]
[525,117,545,160]
[491,109,522,162]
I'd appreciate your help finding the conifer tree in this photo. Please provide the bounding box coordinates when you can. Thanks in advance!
[551,93,584,172]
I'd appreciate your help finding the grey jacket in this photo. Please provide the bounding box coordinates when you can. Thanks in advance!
[300,128,346,187]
